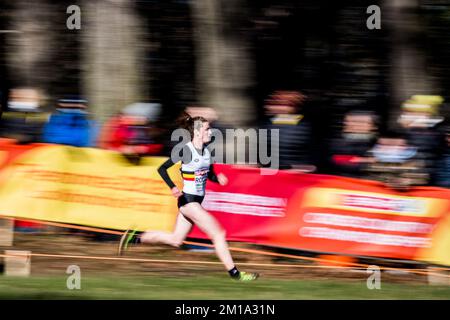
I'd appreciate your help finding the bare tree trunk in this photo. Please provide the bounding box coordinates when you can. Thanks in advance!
[5,0,57,95]
[82,0,149,123]
[385,0,436,127]
[191,0,256,128]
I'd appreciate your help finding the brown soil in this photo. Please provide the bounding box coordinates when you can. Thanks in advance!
[0,232,433,285]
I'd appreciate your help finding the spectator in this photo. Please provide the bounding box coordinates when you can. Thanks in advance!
[329,110,378,178]
[98,102,163,161]
[398,95,445,184]
[436,126,450,188]
[0,88,49,144]
[365,131,429,191]
[262,90,315,171]
[42,97,97,147]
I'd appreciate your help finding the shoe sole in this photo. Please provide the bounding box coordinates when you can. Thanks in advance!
[233,273,260,282]
[245,274,260,281]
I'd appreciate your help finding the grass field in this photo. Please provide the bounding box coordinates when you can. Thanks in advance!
[1,234,450,300]
[1,275,450,299]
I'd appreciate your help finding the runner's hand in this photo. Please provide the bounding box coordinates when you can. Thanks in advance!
[217,173,228,186]
[171,187,182,198]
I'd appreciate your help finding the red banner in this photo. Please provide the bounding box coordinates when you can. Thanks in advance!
[189,164,450,266]
[1,139,449,266]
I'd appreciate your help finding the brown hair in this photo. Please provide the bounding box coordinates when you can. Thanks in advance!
[176,111,208,139]
[265,91,306,108]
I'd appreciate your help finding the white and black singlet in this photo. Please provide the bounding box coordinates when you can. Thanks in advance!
[157,142,219,208]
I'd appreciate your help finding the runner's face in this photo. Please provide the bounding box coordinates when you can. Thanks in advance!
[200,122,212,143]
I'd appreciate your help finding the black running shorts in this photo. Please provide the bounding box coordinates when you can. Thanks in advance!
[177,193,205,208]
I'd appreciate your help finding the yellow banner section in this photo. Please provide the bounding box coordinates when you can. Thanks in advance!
[418,213,450,267]
[302,187,448,218]
[0,145,181,231]
[302,187,450,266]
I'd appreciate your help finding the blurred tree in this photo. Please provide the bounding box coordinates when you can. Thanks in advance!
[4,1,82,102]
[81,0,148,124]
[191,0,256,127]
[385,0,436,127]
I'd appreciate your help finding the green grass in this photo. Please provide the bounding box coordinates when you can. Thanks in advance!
[0,275,449,299]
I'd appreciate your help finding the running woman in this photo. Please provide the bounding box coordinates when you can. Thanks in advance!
[118,112,259,282]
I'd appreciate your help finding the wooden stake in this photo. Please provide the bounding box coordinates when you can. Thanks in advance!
[428,266,450,286]
[4,250,31,277]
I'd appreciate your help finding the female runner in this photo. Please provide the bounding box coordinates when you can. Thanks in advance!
[118,112,259,281]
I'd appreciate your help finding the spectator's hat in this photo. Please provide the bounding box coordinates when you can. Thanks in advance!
[122,102,162,120]
[401,95,443,115]
[266,90,306,107]
[57,96,88,109]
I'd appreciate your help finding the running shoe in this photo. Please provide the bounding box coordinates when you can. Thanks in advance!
[117,229,139,256]
[234,271,260,282]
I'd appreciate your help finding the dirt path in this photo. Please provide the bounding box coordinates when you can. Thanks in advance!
[0,232,432,285]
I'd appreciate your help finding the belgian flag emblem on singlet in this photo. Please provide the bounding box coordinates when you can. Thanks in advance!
[181,170,195,181]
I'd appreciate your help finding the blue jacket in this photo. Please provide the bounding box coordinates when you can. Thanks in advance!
[42,109,97,147]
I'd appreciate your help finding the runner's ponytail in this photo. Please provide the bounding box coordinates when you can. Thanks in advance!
[176,111,207,139]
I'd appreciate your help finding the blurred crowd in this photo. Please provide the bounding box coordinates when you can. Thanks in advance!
[265,91,449,191]
[0,87,449,191]
[0,88,164,159]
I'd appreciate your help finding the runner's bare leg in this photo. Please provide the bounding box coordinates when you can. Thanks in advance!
[180,202,235,271]
[140,212,192,247]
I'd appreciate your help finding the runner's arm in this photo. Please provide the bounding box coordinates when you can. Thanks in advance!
[208,163,219,183]
[157,145,192,189]
[157,158,176,189]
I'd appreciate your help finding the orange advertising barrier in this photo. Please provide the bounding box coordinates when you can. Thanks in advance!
[190,164,450,267]
[0,140,51,231]
[0,141,449,266]
[0,142,182,232]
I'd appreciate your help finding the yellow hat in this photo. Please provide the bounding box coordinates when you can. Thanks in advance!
[401,95,444,115]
